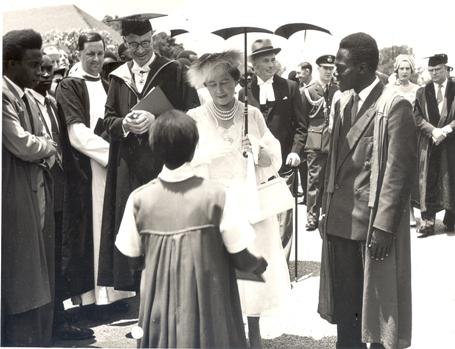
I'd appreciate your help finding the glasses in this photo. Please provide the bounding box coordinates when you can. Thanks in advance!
[126,40,151,50]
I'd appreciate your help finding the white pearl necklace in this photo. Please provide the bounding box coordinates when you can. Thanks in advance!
[209,100,239,121]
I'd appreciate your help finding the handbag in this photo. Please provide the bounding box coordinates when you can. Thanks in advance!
[249,174,295,224]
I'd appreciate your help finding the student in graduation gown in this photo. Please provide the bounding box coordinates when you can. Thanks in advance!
[97,14,200,291]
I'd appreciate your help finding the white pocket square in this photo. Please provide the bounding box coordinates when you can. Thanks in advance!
[282,96,288,100]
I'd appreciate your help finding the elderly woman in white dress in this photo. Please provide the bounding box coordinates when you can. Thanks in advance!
[186,51,291,348]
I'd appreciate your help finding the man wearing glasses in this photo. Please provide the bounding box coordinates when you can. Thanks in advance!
[98,14,200,292]
[414,54,455,237]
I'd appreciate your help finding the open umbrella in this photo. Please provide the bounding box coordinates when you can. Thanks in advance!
[274,22,331,41]
[170,29,189,37]
[212,26,273,135]
[274,22,332,282]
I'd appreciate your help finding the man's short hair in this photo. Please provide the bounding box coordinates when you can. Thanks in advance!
[77,32,105,51]
[299,62,312,73]
[339,32,379,71]
[3,29,42,64]
[149,110,199,169]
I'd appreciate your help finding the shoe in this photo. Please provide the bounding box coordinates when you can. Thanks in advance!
[417,224,434,238]
[54,323,95,340]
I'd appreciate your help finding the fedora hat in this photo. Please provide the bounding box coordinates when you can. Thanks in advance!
[250,39,281,58]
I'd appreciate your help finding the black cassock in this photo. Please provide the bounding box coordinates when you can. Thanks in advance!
[97,55,200,290]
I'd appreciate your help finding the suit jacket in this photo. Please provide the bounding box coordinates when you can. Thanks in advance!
[319,82,415,348]
[2,76,56,314]
[324,82,417,240]
[239,74,307,171]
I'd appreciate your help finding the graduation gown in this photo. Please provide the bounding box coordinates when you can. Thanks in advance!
[55,76,110,298]
[97,55,200,290]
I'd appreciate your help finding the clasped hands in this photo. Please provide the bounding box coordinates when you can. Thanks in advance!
[431,125,452,145]
[368,228,394,261]
[122,110,155,135]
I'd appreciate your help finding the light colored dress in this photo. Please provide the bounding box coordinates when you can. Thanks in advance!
[188,101,291,316]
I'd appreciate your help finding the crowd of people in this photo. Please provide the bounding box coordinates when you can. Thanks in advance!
[2,12,455,349]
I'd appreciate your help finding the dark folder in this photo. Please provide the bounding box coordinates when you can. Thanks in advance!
[132,85,174,115]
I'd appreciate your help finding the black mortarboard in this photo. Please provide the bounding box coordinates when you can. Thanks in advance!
[316,54,335,67]
[427,53,448,67]
[107,13,167,36]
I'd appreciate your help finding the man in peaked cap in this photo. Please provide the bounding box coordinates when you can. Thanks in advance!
[414,53,455,237]
[239,38,307,269]
[97,14,200,291]
[301,54,340,231]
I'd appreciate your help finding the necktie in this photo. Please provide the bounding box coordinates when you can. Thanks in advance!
[436,83,443,104]
[351,93,360,125]
[45,97,63,167]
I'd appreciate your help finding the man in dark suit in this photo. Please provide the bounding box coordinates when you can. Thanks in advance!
[301,54,339,230]
[318,32,415,349]
[239,38,307,259]
[30,54,95,341]
[414,53,455,237]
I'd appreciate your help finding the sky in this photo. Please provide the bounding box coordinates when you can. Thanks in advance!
[2,0,454,71]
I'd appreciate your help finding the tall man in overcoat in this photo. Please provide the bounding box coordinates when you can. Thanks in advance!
[238,38,307,258]
[301,54,339,230]
[318,32,415,349]
[413,53,455,237]
[97,15,200,291]
[2,29,57,346]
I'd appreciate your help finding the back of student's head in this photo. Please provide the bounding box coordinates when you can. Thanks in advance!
[149,110,199,169]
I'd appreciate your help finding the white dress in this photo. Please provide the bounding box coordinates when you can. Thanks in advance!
[67,71,135,305]
[188,101,291,316]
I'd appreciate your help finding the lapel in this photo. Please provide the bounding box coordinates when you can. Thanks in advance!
[248,76,261,109]
[335,82,384,174]
[4,77,35,133]
[439,79,455,125]
[267,75,287,118]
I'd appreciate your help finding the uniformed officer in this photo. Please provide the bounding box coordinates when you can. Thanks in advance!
[301,54,339,230]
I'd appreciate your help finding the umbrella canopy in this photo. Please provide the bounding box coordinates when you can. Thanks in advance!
[170,29,189,37]
[274,23,331,39]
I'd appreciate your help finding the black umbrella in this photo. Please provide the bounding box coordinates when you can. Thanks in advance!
[170,29,189,37]
[274,22,331,282]
[274,22,331,42]
[212,26,273,136]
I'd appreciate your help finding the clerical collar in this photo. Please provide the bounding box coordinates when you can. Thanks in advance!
[131,53,156,74]
[158,162,195,183]
[4,75,25,98]
[257,75,274,85]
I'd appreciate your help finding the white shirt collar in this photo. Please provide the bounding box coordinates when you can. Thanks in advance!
[131,53,156,74]
[158,162,195,182]
[27,89,46,105]
[434,78,447,90]
[4,75,25,98]
[257,75,274,85]
[357,76,380,103]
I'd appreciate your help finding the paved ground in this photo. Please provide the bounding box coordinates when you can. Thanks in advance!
[56,207,455,348]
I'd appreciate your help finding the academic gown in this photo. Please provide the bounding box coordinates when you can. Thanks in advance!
[97,55,200,290]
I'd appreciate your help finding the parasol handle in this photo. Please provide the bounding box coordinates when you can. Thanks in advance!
[243,27,249,157]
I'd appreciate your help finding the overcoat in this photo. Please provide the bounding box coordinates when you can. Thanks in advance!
[2,77,55,315]
[413,79,455,213]
[97,56,200,290]
[318,83,416,349]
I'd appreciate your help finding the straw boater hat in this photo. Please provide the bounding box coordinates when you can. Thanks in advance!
[187,50,242,88]
[249,39,281,59]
